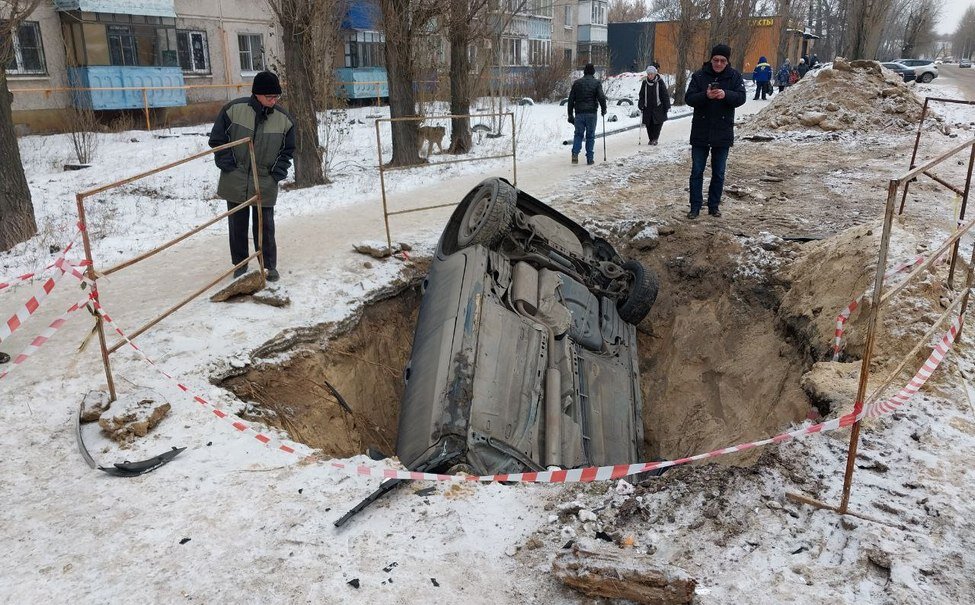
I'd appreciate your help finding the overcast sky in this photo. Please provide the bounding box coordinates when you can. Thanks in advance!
[936,1,974,34]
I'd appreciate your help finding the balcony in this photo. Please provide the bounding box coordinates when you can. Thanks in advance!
[68,66,186,110]
[336,67,388,101]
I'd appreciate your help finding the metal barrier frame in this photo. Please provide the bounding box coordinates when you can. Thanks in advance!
[788,99,975,522]
[75,138,264,401]
[375,112,517,250]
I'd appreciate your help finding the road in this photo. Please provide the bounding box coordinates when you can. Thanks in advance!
[930,64,975,101]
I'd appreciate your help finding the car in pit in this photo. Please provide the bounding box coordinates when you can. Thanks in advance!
[395,177,658,478]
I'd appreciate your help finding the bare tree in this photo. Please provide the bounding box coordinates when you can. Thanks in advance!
[842,0,894,58]
[653,0,707,105]
[266,0,342,187]
[705,0,758,73]
[900,0,943,57]
[609,0,651,22]
[378,0,439,167]
[953,5,975,60]
[0,0,42,251]
[445,0,491,154]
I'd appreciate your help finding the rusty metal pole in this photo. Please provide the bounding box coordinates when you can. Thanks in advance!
[839,180,900,514]
[248,140,266,288]
[142,88,151,132]
[75,193,117,402]
[376,119,392,251]
[898,98,928,215]
[948,143,975,289]
[510,112,518,187]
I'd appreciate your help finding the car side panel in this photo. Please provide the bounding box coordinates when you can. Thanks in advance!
[397,249,479,468]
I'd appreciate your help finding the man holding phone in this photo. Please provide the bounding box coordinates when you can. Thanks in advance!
[684,44,747,219]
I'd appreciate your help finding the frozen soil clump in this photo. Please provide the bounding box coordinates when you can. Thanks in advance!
[742,58,942,134]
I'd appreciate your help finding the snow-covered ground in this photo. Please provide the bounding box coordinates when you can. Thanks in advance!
[2,73,974,603]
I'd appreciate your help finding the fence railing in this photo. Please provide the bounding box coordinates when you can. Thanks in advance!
[75,137,264,400]
[787,97,975,521]
[374,112,517,250]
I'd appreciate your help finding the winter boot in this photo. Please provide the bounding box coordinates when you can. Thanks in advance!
[571,154,579,164]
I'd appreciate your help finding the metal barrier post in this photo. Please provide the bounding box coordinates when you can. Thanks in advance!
[510,112,518,186]
[376,120,392,251]
[949,143,975,289]
[248,140,266,286]
[142,88,151,131]
[75,192,116,401]
[838,180,899,514]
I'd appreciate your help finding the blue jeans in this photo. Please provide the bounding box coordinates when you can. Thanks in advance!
[689,145,730,212]
[571,113,598,161]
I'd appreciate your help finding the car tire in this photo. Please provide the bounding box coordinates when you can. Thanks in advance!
[452,178,516,251]
[617,259,658,324]
[617,98,634,106]
[920,72,934,83]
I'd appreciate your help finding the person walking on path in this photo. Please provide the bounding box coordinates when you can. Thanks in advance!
[209,71,295,282]
[752,56,773,100]
[684,44,746,219]
[776,59,792,92]
[638,65,670,145]
[567,63,607,165]
[797,58,809,79]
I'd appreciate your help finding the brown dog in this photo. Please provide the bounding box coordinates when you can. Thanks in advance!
[417,125,446,156]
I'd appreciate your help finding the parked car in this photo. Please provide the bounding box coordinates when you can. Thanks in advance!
[961,58,973,68]
[396,177,657,478]
[894,59,938,83]
[881,62,917,82]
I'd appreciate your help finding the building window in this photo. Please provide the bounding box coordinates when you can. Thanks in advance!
[4,20,46,75]
[531,0,552,18]
[177,30,210,74]
[529,39,550,66]
[591,1,606,26]
[564,6,572,28]
[502,37,522,66]
[238,33,265,72]
[344,31,384,68]
[107,25,138,66]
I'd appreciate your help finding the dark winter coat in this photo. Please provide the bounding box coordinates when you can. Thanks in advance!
[209,96,296,207]
[685,62,747,148]
[752,57,772,83]
[638,76,670,126]
[797,62,809,78]
[567,74,607,117]
[777,63,792,86]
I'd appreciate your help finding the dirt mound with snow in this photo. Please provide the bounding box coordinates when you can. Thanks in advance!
[744,58,938,134]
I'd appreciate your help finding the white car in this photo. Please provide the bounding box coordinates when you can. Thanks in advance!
[895,59,938,83]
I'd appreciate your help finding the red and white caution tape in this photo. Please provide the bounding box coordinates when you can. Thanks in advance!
[0,287,94,382]
[0,225,84,293]
[832,255,925,360]
[0,257,91,344]
[90,299,299,456]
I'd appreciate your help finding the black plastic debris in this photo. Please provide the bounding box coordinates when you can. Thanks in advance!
[382,562,398,573]
[595,531,613,542]
[179,537,191,545]
[431,578,440,587]
[347,579,360,589]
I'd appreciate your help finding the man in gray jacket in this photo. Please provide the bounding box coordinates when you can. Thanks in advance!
[567,63,607,165]
[209,71,295,281]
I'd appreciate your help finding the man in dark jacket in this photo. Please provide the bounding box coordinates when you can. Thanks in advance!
[638,65,670,145]
[209,71,295,281]
[684,44,747,219]
[567,63,607,165]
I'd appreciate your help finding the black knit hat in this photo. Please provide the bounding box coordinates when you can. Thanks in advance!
[252,71,282,95]
[711,44,731,61]
[583,63,595,75]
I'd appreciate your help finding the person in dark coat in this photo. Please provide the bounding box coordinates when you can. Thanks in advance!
[637,65,670,145]
[684,44,747,219]
[752,56,772,100]
[797,58,809,78]
[776,59,792,92]
[209,71,295,282]
[567,63,607,165]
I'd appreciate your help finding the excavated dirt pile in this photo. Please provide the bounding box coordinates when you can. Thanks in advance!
[743,58,942,134]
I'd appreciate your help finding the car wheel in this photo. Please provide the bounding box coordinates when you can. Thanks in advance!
[920,73,934,83]
[617,259,659,324]
[453,178,516,250]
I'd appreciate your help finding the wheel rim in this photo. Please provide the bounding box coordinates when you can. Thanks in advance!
[458,188,492,245]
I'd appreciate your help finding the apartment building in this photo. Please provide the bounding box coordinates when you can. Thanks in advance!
[9,0,282,133]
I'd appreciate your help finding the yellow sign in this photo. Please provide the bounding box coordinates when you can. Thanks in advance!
[749,18,775,27]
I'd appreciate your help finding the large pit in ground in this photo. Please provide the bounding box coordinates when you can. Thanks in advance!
[219,228,817,465]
